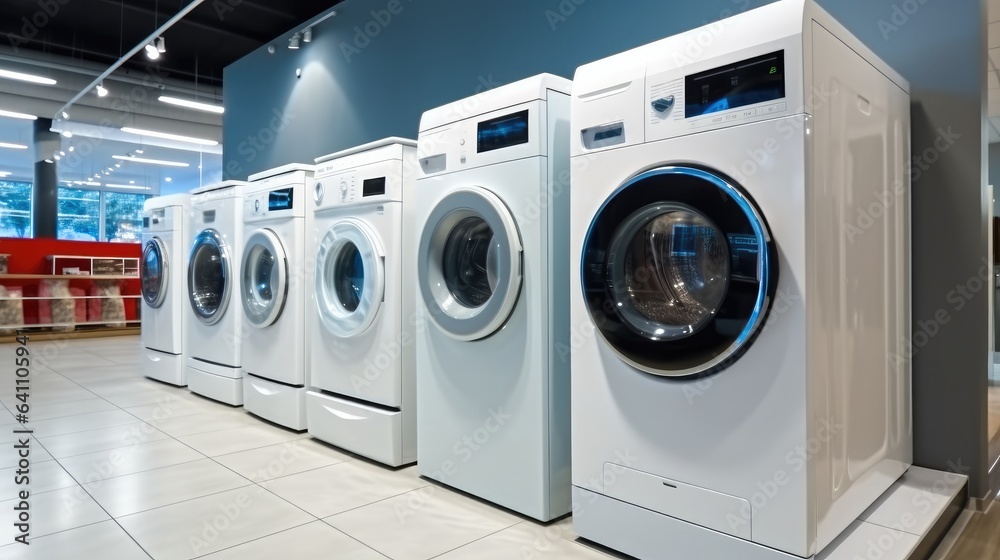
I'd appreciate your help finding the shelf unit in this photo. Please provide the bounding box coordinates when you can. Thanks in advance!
[46,255,140,277]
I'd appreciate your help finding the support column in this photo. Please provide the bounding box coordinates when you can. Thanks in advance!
[31,118,59,238]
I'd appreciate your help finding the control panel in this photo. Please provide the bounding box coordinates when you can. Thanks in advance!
[245,184,304,220]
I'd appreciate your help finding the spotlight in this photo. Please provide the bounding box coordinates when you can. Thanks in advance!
[288,33,301,50]
[59,151,65,156]
[145,43,160,60]
[60,111,69,119]
[156,36,166,53]
[68,146,74,152]
[165,177,172,183]
[303,28,313,43]
[96,83,108,97]
[61,131,72,138]
[114,163,121,168]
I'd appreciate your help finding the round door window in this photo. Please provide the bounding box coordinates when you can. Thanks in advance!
[581,166,777,378]
[418,187,522,341]
[188,229,231,325]
[141,237,168,308]
[241,229,288,328]
[316,219,385,338]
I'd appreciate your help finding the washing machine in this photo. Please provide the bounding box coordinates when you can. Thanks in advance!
[240,164,314,430]
[414,74,572,522]
[569,1,912,558]
[141,193,191,386]
[186,181,247,406]
[305,138,419,466]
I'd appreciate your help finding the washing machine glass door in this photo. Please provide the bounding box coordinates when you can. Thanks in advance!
[582,166,777,378]
[188,228,232,325]
[316,218,385,338]
[241,229,288,328]
[141,237,168,308]
[419,186,522,341]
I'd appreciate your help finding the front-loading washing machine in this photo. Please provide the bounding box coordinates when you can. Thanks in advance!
[240,164,314,430]
[141,193,191,386]
[306,138,418,467]
[186,181,248,405]
[414,74,572,522]
[569,1,912,558]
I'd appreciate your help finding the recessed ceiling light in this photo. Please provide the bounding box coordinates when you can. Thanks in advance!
[129,180,135,184]
[53,154,60,160]
[135,148,144,154]
[158,96,224,114]
[112,154,189,167]
[0,109,37,121]
[114,163,121,168]
[59,151,65,156]
[165,177,173,182]
[0,142,28,150]
[120,127,218,146]
[0,69,56,85]
[105,183,151,190]
[68,146,75,152]
[0,171,12,178]
[44,158,53,163]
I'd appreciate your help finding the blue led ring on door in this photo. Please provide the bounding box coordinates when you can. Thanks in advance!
[580,165,777,378]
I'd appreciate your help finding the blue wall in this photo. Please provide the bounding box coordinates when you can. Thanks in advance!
[225,0,990,498]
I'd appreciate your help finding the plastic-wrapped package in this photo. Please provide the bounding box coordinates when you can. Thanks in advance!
[39,279,74,332]
[69,287,87,323]
[93,280,126,328]
[0,286,24,335]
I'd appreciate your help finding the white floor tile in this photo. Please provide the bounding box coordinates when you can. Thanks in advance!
[0,459,76,496]
[86,459,253,517]
[264,461,427,518]
[0,437,52,469]
[214,438,353,482]
[176,424,309,457]
[325,484,519,560]
[149,410,261,438]
[27,397,118,422]
[434,521,617,559]
[117,486,314,560]
[26,409,141,437]
[0,485,110,542]
[123,395,224,423]
[199,520,384,560]
[58,438,204,483]
[38,422,170,458]
[0,519,151,559]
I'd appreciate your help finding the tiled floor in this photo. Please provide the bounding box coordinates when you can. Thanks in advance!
[0,336,622,560]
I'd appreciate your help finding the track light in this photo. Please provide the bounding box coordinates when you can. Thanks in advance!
[145,42,160,60]
[156,36,166,53]
[96,83,108,97]
[303,28,313,43]
[60,111,69,119]
[61,131,72,138]
[288,33,301,49]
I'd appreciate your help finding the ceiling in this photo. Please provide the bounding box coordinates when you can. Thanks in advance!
[0,0,341,89]
[0,0,339,194]
[988,0,1000,142]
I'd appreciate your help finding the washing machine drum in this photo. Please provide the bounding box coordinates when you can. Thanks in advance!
[188,228,233,325]
[418,186,522,342]
[582,165,778,378]
[141,237,168,308]
[241,229,289,328]
[315,218,385,338]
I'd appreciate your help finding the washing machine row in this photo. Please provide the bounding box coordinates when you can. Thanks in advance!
[139,0,913,557]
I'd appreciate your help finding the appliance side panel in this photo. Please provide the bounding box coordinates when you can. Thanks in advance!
[809,21,912,553]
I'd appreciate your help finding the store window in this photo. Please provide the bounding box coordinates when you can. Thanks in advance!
[104,192,146,243]
[0,181,32,238]
[57,187,101,241]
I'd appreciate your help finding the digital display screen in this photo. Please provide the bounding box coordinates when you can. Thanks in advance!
[268,187,294,211]
[685,51,785,118]
[363,177,386,197]
[477,110,529,153]
[727,233,759,279]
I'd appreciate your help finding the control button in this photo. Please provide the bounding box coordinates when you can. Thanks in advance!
[740,109,757,119]
[776,102,787,112]
[340,182,348,201]
[254,199,260,213]
[459,139,465,146]
[711,116,725,125]
[314,182,324,203]
[724,113,739,122]
[651,95,675,114]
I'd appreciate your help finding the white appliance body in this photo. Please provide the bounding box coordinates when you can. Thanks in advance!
[141,193,191,386]
[569,1,912,558]
[306,139,418,466]
[414,74,572,522]
[240,165,313,429]
[185,181,247,405]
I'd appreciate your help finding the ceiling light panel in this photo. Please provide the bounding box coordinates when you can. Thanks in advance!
[120,127,218,146]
